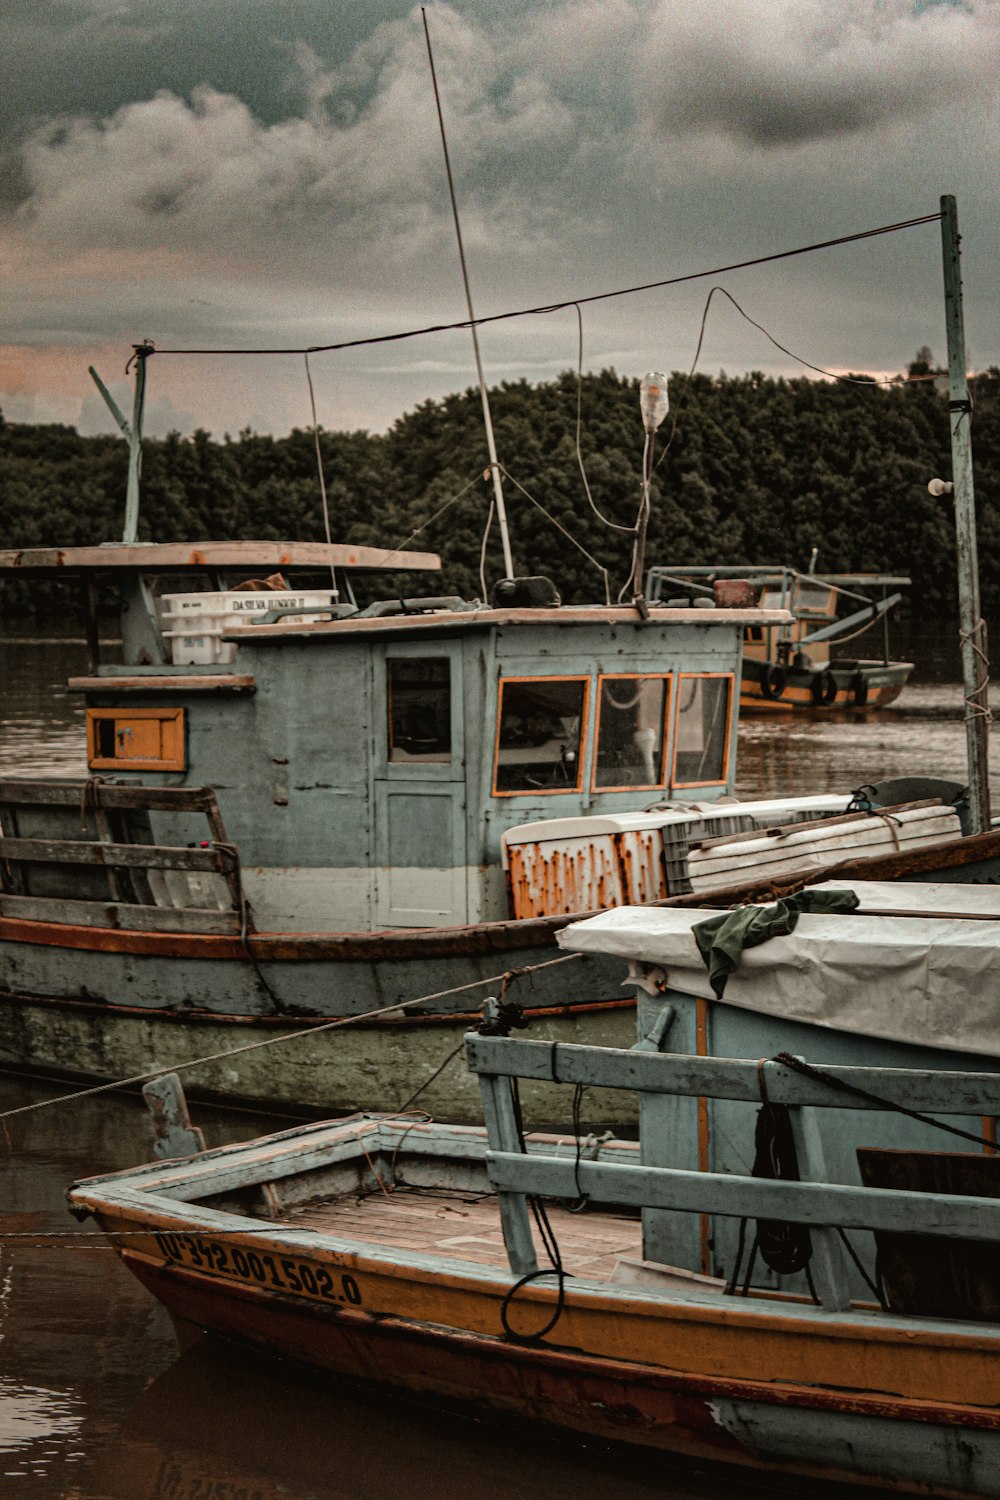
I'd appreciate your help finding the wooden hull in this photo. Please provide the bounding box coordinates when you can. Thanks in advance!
[102,1228,1000,1498]
[741,658,913,712]
[0,982,635,1123]
[6,828,1000,1118]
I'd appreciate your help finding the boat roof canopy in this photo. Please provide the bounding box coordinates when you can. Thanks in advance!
[230,604,794,642]
[0,541,441,577]
[650,565,910,588]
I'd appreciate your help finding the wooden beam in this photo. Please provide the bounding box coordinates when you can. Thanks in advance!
[486,1153,1000,1243]
[0,782,219,813]
[0,541,442,574]
[467,1036,1000,1115]
[67,675,256,694]
[0,836,238,874]
[0,893,240,934]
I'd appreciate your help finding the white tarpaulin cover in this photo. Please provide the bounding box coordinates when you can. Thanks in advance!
[556,881,1000,1056]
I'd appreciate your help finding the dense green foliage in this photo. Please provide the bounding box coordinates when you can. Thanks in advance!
[2,363,998,615]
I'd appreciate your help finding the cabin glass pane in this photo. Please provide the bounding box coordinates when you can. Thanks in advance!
[673,675,731,786]
[387,659,452,763]
[795,582,835,616]
[494,677,587,794]
[593,675,668,790]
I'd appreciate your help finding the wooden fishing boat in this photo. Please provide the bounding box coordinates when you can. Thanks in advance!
[648,565,913,711]
[70,1017,1000,1497]
[3,539,997,1121]
[0,539,811,1121]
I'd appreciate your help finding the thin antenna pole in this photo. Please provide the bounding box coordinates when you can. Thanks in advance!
[89,341,153,543]
[940,194,990,832]
[421,6,515,582]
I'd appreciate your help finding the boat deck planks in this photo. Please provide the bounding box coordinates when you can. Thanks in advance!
[281,1185,641,1276]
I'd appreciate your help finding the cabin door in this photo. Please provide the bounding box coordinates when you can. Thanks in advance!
[374,646,468,928]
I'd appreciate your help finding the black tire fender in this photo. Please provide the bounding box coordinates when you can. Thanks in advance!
[852,672,869,707]
[810,669,839,706]
[760,663,786,700]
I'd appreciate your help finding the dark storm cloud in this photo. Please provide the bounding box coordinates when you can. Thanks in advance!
[1,0,998,436]
[643,0,997,150]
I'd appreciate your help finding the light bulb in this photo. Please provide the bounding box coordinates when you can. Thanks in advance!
[927,477,954,497]
[639,372,669,433]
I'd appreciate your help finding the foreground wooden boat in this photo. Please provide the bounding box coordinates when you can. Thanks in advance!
[70,1026,1000,1497]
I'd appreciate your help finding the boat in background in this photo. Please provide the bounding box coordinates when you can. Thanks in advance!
[648,564,913,710]
[70,976,1000,1498]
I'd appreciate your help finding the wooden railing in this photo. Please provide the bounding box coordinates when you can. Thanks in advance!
[466,1034,1000,1314]
[0,780,244,935]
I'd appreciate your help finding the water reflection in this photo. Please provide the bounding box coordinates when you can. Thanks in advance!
[0,1074,834,1500]
[0,638,89,776]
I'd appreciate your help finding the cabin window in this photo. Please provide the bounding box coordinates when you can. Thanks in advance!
[592,674,669,791]
[387,658,452,763]
[672,674,732,787]
[493,676,588,795]
[743,624,763,642]
[86,707,186,772]
[794,582,835,617]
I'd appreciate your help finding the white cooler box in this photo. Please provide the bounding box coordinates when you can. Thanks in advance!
[161,589,341,664]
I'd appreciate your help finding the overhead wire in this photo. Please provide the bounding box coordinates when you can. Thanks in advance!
[139,213,944,360]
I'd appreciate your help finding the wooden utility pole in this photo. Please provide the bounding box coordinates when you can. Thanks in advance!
[940,195,990,833]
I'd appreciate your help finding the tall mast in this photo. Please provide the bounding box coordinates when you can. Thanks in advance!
[421,7,514,582]
[940,195,990,833]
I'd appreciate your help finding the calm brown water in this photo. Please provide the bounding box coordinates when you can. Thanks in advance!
[0,626,993,1498]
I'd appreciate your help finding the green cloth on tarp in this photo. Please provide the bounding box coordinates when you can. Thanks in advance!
[692,889,861,998]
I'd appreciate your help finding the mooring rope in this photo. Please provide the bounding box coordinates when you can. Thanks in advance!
[0,953,583,1124]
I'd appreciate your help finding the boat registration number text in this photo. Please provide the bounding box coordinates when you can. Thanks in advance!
[154,1232,363,1306]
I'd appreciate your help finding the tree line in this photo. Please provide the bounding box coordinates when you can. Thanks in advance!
[2,358,997,616]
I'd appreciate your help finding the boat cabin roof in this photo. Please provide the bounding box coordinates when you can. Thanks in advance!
[650,565,910,589]
[0,540,441,577]
[231,603,793,643]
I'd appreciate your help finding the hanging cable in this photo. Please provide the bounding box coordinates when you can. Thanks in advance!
[479,495,495,602]
[572,305,634,536]
[374,470,485,570]
[497,464,612,606]
[147,212,944,359]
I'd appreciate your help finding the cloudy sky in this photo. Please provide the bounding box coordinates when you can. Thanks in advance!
[1,0,997,439]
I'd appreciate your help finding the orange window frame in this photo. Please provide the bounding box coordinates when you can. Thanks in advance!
[86,707,186,772]
[670,672,734,789]
[491,675,591,798]
[591,673,672,793]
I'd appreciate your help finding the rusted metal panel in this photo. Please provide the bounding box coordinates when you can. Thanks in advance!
[619,829,667,904]
[506,836,625,919]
